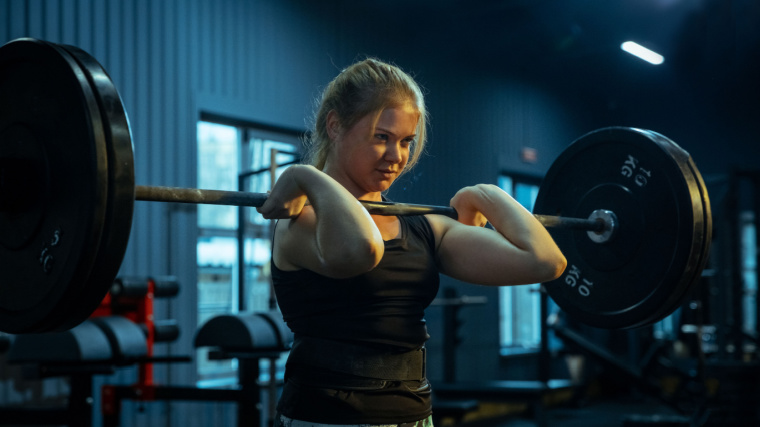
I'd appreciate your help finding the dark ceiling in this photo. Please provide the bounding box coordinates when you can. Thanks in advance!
[348,0,760,109]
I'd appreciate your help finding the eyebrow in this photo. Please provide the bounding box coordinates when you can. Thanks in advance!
[375,126,416,139]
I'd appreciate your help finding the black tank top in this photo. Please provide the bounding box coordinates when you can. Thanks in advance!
[271,215,440,423]
[272,214,440,350]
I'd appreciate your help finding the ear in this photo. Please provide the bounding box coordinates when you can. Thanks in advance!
[326,110,341,140]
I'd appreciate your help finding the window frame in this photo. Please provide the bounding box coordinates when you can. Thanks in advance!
[195,114,304,383]
[497,172,544,355]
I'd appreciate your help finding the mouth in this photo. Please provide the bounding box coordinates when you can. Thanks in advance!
[377,169,398,179]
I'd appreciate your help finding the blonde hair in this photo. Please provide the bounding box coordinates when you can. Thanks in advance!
[304,58,428,174]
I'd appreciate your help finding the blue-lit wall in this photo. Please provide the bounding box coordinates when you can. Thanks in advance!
[0,1,409,425]
[1,0,758,425]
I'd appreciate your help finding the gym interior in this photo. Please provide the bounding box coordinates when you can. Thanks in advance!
[1,1,759,426]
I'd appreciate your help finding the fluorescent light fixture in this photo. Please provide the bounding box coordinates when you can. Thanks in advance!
[621,41,664,65]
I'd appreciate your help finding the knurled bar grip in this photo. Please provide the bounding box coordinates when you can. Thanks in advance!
[135,185,268,207]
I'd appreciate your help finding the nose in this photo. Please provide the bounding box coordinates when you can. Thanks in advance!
[384,141,403,164]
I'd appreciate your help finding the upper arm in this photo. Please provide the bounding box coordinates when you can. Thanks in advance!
[272,208,318,272]
[426,214,564,286]
[273,206,384,278]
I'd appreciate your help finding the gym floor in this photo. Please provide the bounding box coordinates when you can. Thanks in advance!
[461,396,687,427]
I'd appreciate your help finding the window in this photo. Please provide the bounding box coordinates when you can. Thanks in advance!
[740,212,757,337]
[196,119,300,382]
[239,134,300,313]
[498,174,542,352]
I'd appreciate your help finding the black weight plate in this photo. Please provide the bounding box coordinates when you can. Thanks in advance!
[42,43,135,332]
[632,130,711,327]
[0,124,48,250]
[0,38,108,333]
[689,154,713,286]
[534,127,708,329]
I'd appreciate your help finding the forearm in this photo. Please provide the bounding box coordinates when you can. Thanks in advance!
[282,165,384,272]
[454,184,566,281]
[472,184,549,251]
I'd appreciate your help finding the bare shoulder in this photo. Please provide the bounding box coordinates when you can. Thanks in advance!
[423,213,460,250]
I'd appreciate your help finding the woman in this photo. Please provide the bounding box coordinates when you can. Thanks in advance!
[257,58,566,426]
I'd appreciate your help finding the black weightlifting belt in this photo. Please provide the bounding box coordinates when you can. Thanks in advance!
[287,335,426,381]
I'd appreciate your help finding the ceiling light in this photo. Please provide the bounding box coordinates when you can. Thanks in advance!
[621,41,664,65]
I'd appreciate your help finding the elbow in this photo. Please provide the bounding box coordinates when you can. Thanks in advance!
[538,251,567,282]
[344,242,384,275]
[321,238,384,278]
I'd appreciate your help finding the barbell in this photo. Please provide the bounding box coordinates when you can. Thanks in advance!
[0,38,712,333]
[134,186,608,233]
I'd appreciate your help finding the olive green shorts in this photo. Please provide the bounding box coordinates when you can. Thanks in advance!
[275,414,434,427]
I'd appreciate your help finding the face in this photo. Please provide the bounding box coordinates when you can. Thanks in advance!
[325,102,420,199]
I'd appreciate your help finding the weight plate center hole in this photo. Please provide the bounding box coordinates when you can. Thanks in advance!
[587,209,618,244]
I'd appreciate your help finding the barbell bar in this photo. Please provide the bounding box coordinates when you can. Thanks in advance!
[134,185,609,233]
[2,177,608,232]
[0,38,712,333]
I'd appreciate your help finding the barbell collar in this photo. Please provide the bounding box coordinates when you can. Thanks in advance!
[586,209,618,243]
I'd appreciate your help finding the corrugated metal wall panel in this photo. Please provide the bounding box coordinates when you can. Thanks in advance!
[0,0,352,424]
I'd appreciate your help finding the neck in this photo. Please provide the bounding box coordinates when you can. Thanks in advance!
[322,165,384,202]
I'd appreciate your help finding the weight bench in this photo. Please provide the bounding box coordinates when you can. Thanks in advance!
[102,311,292,427]
[433,379,576,427]
[0,317,153,427]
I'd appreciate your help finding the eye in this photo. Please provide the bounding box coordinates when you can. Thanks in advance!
[401,138,414,148]
[374,133,388,142]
